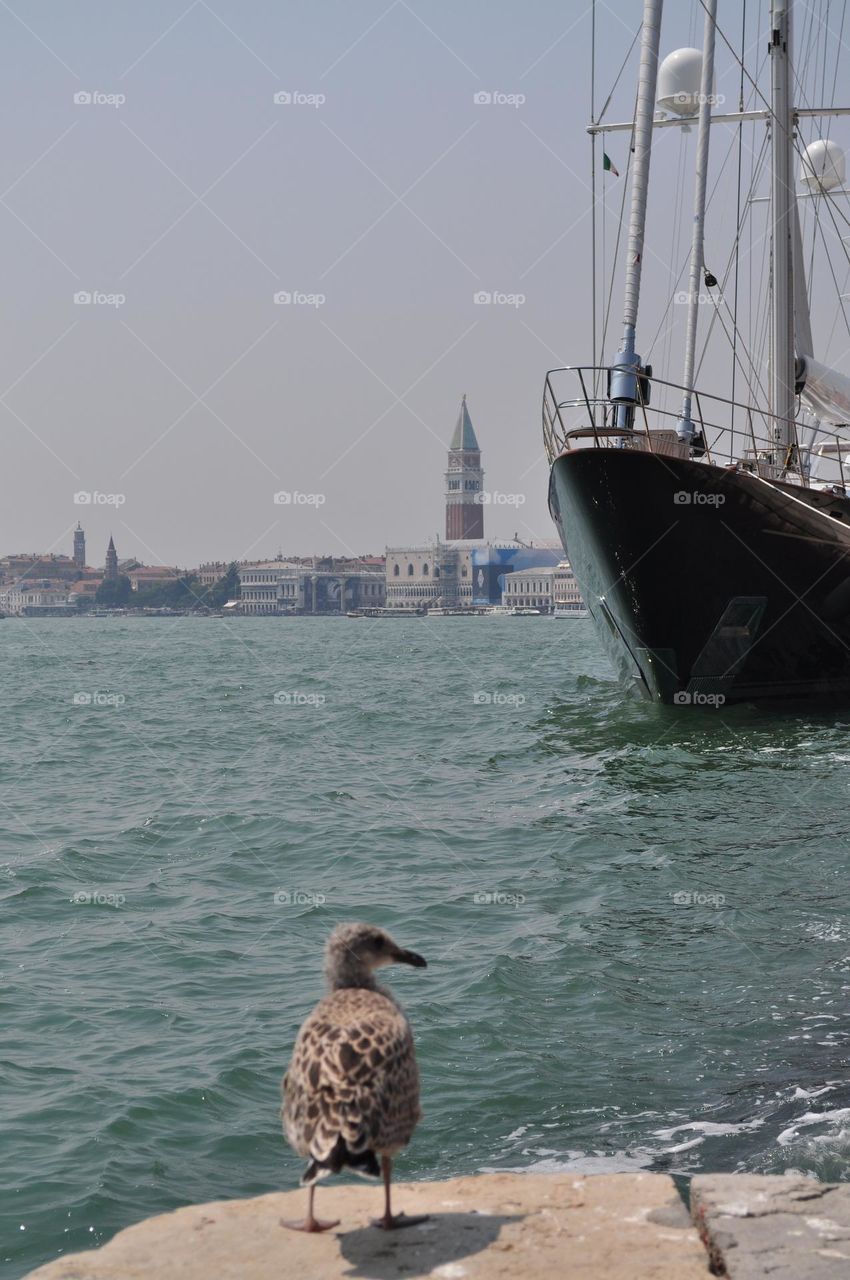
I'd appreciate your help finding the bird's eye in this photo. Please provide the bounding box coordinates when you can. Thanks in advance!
[374,936,384,949]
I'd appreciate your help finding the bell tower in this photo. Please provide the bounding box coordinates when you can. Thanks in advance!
[445,395,484,540]
[104,536,118,581]
[73,523,86,572]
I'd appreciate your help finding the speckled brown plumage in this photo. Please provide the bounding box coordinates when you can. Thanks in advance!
[282,985,421,1174]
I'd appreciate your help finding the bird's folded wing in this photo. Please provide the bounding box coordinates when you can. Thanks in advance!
[283,1003,421,1159]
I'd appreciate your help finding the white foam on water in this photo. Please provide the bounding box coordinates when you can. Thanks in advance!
[481,1149,655,1176]
[791,1083,841,1100]
[804,921,850,943]
[661,1136,705,1153]
[777,1108,850,1147]
[653,1119,765,1140]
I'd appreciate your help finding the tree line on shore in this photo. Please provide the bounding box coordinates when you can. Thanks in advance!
[89,563,241,611]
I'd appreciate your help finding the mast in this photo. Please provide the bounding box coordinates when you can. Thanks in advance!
[677,0,717,443]
[770,0,796,455]
[609,0,663,425]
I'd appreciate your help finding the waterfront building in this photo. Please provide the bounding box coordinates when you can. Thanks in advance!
[0,581,75,616]
[127,567,181,591]
[196,562,229,587]
[553,561,585,614]
[385,541,563,610]
[239,561,297,614]
[73,524,86,572]
[445,395,484,540]
[501,565,556,612]
[500,561,585,613]
[104,537,118,581]
[0,553,78,583]
[385,544,465,610]
[238,559,385,615]
[70,579,101,598]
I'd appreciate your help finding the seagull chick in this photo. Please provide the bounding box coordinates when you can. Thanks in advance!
[281,921,428,1232]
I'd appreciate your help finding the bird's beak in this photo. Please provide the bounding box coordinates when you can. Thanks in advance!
[393,946,427,968]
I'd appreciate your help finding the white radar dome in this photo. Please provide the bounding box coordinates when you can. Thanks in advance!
[800,139,845,191]
[657,48,708,116]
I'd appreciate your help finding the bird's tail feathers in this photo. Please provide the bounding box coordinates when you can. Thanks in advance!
[302,1135,380,1186]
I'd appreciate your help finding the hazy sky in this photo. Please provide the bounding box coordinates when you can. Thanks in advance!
[3,0,849,569]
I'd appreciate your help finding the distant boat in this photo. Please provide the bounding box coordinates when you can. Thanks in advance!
[552,606,589,619]
[346,606,426,618]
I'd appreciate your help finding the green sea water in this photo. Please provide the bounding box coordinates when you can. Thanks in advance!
[4,616,850,1278]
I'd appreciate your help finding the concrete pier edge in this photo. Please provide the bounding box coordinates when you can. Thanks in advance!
[21,1171,850,1279]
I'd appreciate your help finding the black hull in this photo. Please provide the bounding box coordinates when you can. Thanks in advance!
[549,449,850,704]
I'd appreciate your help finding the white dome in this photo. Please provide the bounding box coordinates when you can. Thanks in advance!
[657,48,706,116]
[800,139,845,191]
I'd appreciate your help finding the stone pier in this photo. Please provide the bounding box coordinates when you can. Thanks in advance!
[22,1171,850,1279]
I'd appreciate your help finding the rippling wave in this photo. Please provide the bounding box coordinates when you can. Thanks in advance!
[4,617,850,1277]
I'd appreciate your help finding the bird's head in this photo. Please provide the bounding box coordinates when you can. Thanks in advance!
[324,922,427,990]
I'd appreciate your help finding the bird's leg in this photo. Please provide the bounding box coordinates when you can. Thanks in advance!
[280,1183,340,1233]
[371,1155,429,1230]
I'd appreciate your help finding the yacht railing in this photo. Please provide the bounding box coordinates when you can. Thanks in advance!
[542,365,850,491]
